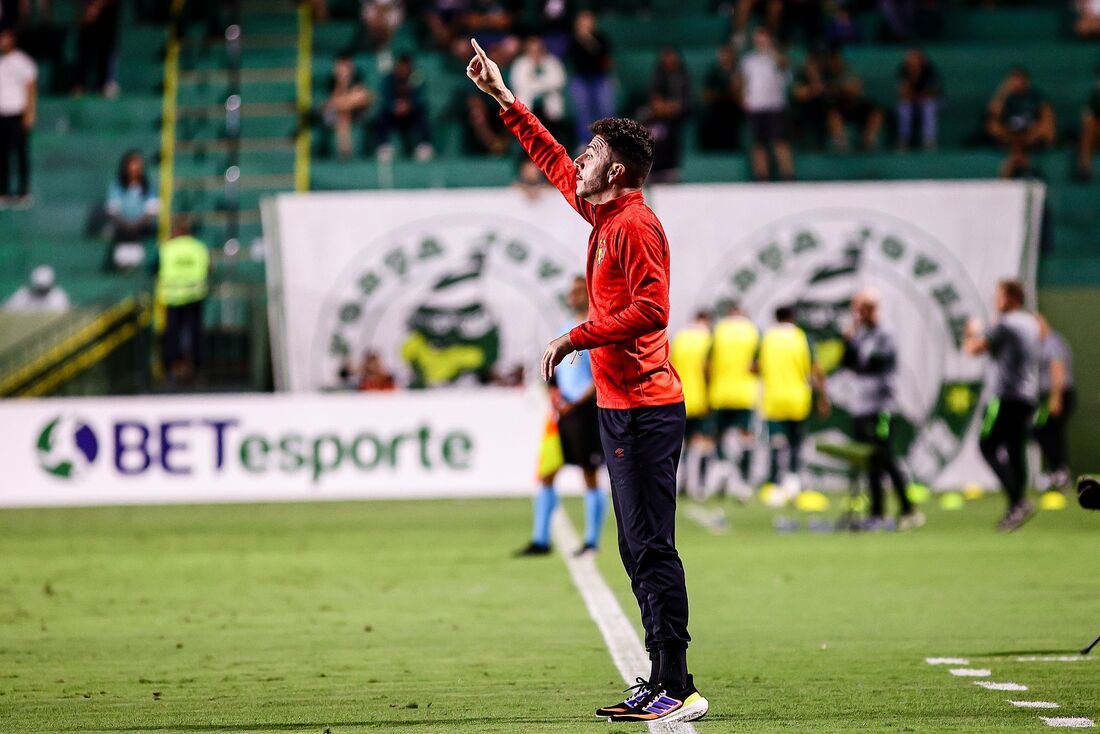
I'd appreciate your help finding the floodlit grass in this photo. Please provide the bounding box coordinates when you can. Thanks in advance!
[1,494,1098,733]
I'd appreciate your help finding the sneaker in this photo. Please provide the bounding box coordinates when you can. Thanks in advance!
[608,675,709,723]
[376,143,395,162]
[594,677,652,717]
[573,543,597,557]
[413,142,434,161]
[997,500,1037,533]
[512,541,551,557]
[861,516,889,532]
[898,510,926,531]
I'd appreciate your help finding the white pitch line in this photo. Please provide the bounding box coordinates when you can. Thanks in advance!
[1010,701,1061,709]
[974,681,1029,691]
[1040,717,1096,728]
[1017,656,1090,663]
[926,657,969,665]
[551,509,699,734]
[949,668,991,677]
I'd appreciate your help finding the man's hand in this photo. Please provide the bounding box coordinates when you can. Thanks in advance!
[1049,392,1064,418]
[540,334,574,382]
[22,110,34,131]
[466,38,515,109]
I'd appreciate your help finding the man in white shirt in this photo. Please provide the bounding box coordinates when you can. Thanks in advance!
[509,36,566,131]
[737,27,794,181]
[3,266,70,313]
[0,27,36,205]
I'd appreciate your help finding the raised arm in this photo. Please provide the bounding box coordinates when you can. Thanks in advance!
[465,39,593,221]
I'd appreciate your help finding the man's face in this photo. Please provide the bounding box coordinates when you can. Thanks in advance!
[753,29,771,51]
[1007,72,1028,94]
[857,299,877,326]
[994,286,1009,313]
[0,32,14,54]
[573,135,614,199]
[525,37,544,60]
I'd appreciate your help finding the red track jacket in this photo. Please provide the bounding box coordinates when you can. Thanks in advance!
[501,101,683,409]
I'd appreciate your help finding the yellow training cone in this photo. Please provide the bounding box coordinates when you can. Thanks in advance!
[1039,491,1067,511]
[795,490,830,513]
[906,483,932,504]
[962,483,985,500]
[939,492,965,511]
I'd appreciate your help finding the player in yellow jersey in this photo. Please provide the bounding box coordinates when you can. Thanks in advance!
[670,310,714,500]
[757,305,828,501]
[707,302,759,500]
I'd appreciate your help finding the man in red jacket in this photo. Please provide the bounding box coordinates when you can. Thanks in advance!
[466,39,708,725]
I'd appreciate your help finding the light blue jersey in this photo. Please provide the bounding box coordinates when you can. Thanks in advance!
[555,321,594,403]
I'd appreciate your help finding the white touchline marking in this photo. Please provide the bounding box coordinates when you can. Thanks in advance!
[1010,701,1061,709]
[551,509,699,734]
[1040,717,1096,728]
[974,681,1029,691]
[926,657,969,665]
[949,668,991,677]
[1017,656,1090,663]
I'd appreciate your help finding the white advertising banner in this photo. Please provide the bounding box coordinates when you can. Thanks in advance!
[0,389,545,507]
[267,181,1043,490]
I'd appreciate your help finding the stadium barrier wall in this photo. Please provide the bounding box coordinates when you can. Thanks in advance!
[0,389,546,508]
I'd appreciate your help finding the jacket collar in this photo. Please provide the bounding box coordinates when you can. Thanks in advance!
[594,190,644,221]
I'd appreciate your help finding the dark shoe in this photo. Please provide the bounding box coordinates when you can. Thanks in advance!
[512,542,551,557]
[1078,475,1100,510]
[573,543,597,557]
[997,500,1037,532]
[594,677,652,717]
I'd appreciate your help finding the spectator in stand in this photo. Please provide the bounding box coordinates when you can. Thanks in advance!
[459,90,510,155]
[375,54,434,161]
[985,66,1055,179]
[2,265,69,313]
[437,0,518,65]
[358,350,397,391]
[513,158,549,201]
[734,0,822,49]
[424,0,466,52]
[73,0,120,98]
[1076,0,1100,38]
[826,1,861,46]
[357,0,404,51]
[643,46,691,184]
[0,26,36,207]
[322,53,372,160]
[106,149,159,271]
[509,36,566,139]
[792,45,831,150]
[157,216,210,385]
[896,47,940,151]
[807,45,883,152]
[567,10,614,148]
[700,44,742,152]
[1075,67,1100,180]
[738,27,794,181]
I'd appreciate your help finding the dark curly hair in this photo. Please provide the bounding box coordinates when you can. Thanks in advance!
[590,117,654,186]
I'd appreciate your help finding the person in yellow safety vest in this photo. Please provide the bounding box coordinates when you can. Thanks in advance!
[157,217,210,383]
[707,302,759,500]
[670,310,715,500]
[757,304,829,502]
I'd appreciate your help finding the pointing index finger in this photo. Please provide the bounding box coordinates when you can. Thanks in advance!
[471,38,488,61]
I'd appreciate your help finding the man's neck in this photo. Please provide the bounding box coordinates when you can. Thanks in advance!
[583,185,641,207]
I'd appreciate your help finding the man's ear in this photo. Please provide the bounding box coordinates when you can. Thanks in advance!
[608,162,625,183]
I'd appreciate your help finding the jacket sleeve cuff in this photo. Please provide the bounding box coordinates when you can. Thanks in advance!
[499,99,526,123]
[568,323,591,351]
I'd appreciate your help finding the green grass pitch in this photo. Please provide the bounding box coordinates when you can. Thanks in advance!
[1,495,1098,733]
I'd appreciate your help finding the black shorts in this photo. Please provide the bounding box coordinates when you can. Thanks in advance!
[748,110,787,145]
[558,398,603,470]
[714,408,753,435]
[685,415,715,439]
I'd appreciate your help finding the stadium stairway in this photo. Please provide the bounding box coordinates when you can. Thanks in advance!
[169,0,306,262]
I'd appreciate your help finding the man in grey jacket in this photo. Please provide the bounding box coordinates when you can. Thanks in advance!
[842,289,924,531]
[965,279,1042,532]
